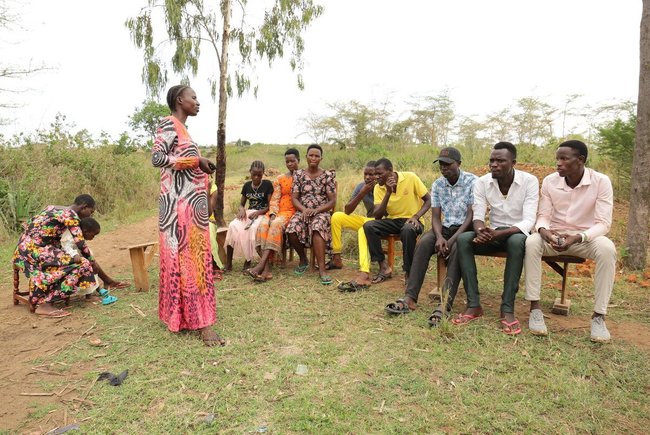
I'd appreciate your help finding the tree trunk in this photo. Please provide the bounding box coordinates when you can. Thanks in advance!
[214,0,231,228]
[626,0,650,269]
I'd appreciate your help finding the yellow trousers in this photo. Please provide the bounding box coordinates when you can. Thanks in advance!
[331,212,372,273]
[209,221,224,269]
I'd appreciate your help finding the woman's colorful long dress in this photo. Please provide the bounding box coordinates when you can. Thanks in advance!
[153,116,216,332]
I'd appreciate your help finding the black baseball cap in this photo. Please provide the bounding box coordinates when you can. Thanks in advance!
[433,147,462,164]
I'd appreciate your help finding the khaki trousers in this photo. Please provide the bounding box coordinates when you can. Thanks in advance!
[524,232,616,315]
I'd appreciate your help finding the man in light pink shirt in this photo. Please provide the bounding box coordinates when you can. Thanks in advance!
[525,140,616,343]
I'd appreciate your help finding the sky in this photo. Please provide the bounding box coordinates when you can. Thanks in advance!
[0,0,642,145]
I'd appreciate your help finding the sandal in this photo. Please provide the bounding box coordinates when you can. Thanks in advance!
[325,260,343,270]
[385,298,412,315]
[213,269,224,281]
[101,295,118,305]
[244,268,261,280]
[501,318,522,335]
[294,264,309,276]
[427,308,448,327]
[97,288,109,297]
[337,281,369,292]
[451,312,483,325]
[371,272,392,284]
[319,275,333,285]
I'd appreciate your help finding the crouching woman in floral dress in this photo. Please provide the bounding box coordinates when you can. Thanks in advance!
[13,194,97,317]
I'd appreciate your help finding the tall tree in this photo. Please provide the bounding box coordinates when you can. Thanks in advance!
[126,0,323,226]
[626,0,650,269]
[511,96,556,146]
[408,91,455,147]
[129,100,170,143]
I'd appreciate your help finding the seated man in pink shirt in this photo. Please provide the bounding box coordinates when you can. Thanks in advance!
[524,140,616,343]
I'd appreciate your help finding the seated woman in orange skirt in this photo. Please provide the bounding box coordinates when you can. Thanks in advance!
[245,148,300,281]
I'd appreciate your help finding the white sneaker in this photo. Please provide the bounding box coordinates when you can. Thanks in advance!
[528,309,548,336]
[590,316,611,343]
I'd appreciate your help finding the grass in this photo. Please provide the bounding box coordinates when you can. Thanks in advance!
[5,143,649,432]
[12,255,649,433]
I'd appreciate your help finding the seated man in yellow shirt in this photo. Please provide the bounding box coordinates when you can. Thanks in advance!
[338,158,431,291]
[326,161,376,271]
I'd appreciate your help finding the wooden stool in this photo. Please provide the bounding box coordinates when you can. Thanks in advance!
[381,234,400,270]
[13,265,36,312]
[128,242,159,291]
[13,265,70,312]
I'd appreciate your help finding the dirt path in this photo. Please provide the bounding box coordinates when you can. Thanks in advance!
[0,216,158,432]
[1,215,649,432]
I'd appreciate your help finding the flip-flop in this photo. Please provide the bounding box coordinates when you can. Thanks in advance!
[451,312,483,325]
[325,260,343,270]
[501,318,522,335]
[101,295,118,305]
[337,281,369,292]
[294,264,309,276]
[36,309,71,318]
[243,268,261,280]
[385,298,411,314]
[319,275,333,285]
[371,273,392,284]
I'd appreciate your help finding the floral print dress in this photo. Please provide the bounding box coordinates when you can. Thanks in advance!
[285,169,336,247]
[13,206,96,305]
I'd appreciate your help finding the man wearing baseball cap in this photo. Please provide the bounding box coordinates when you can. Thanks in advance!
[385,147,477,327]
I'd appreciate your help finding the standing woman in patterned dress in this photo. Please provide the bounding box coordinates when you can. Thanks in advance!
[152,85,225,346]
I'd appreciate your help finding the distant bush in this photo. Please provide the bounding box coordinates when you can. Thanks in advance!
[0,126,159,242]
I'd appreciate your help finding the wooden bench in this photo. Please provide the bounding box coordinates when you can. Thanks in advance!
[13,265,70,312]
[432,252,585,315]
[128,242,159,291]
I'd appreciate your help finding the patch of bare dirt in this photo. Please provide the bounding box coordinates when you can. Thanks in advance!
[0,216,158,432]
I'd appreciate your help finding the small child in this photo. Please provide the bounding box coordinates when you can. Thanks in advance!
[224,160,274,271]
[61,217,118,305]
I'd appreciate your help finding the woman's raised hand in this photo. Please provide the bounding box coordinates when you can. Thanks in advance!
[199,157,216,174]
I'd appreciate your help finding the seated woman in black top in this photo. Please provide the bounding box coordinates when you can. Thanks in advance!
[224,160,273,271]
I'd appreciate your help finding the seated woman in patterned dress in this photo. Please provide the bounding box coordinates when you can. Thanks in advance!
[224,160,274,271]
[13,194,97,317]
[245,148,300,281]
[285,144,337,285]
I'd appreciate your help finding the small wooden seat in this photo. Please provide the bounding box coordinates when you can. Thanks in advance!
[13,265,36,312]
[432,252,585,315]
[381,234,400,270]
[13,265,70,312]
[128,242,159,291]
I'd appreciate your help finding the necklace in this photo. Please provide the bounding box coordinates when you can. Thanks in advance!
[251,180,262,194]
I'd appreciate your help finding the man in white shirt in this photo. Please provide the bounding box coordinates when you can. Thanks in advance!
[453,142,539,335]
